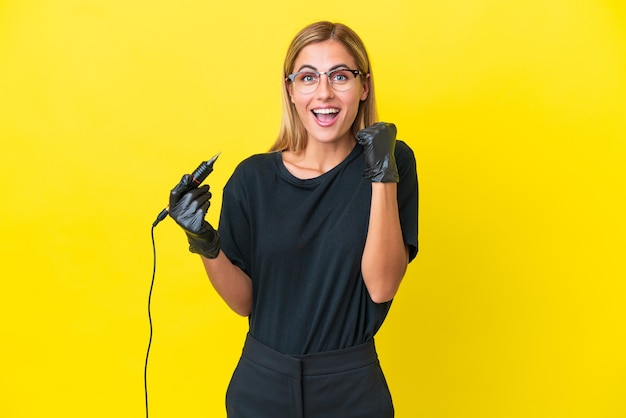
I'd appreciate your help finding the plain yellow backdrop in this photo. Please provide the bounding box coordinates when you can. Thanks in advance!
[1,0,625,417]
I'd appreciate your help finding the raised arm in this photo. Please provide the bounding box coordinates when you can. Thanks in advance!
[361,183,408,303]
[357,123,409,303]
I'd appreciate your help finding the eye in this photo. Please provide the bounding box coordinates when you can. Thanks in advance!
[298,72,318,84]
[330,70,352,84]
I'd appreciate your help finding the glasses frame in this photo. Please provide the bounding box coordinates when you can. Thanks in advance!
[286,69,366,94]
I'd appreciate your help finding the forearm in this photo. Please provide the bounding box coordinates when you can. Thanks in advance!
[361,182,408,303]
[201,251,253,317]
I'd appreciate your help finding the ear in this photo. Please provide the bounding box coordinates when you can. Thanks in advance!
[286,80,295,103]
[360,73,370,101]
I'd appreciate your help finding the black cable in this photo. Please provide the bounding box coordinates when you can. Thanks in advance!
[145,224,157,418]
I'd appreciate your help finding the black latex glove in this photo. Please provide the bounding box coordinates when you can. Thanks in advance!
[356,122,399,183]
[169,174,221,259]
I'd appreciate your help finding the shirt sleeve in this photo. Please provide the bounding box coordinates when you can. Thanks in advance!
[395,140,419,262]
[218,176,252,276]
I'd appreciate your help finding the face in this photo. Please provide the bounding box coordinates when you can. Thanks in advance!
[288,40,369,147]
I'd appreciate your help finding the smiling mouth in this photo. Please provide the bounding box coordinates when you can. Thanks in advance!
[312,108,340,123]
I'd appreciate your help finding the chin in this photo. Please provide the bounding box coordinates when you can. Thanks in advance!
[310,130,349,144]
[306,123,353,145]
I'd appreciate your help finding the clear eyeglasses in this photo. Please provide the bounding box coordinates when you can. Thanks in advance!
[286,68,366,94]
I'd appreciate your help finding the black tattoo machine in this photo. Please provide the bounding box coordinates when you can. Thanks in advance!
[152,152,221,227]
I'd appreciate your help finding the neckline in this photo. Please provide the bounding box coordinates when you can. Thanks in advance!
[274,143,362,185]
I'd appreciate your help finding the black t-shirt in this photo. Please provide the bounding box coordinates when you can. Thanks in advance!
[218,141,418,355]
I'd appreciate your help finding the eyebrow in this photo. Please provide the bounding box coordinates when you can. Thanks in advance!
[295,63,353,72]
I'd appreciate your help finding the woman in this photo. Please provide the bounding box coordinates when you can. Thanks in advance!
[168,21,418,418]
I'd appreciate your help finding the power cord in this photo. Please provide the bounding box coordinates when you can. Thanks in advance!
[145,224,157,418]
[144,154,219,417]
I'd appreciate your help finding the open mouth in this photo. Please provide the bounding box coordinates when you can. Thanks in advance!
[312,108,340,124]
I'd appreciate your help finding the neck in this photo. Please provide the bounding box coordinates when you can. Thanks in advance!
[281,137,356,179]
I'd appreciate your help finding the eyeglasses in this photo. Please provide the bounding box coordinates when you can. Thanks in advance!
[286,68,366,94]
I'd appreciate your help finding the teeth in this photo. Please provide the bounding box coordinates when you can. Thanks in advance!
[313,108,339,114]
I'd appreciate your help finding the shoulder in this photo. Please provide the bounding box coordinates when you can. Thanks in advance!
[395,139,415,157]
[395,140,416,170]
[237,152,276,167]
[231,152,278,177]
[225,152,279,191]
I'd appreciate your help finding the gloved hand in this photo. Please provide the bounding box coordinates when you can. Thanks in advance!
[169,174,221,259]
[356,122,399,183]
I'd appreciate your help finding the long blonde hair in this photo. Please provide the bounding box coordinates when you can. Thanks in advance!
[270,21,378,152]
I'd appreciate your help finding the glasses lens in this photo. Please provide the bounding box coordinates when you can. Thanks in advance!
[291,70,360,93]
[328,69,356,92]
[294,72,319,94]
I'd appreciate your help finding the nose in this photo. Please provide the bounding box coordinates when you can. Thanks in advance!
[316,73,334,98]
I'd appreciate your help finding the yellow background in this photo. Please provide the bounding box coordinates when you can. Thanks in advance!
[1,0,625,417]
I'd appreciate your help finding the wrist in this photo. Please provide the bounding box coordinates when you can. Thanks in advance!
[371,182,398,200]
[186,227,221,259]
[368,160,399,183]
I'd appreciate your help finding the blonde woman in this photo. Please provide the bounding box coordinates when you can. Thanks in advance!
[169,21,418,418]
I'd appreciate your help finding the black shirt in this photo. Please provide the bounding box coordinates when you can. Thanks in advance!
[218,141,418,355]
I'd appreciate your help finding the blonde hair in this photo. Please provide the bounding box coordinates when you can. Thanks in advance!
[270,21,378,152]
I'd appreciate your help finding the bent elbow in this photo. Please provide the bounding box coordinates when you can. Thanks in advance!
[366,281,401,304]
[230,301,252,317]
[363,265,406,304]
[235,308,251,317]
[369,290,397,304]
